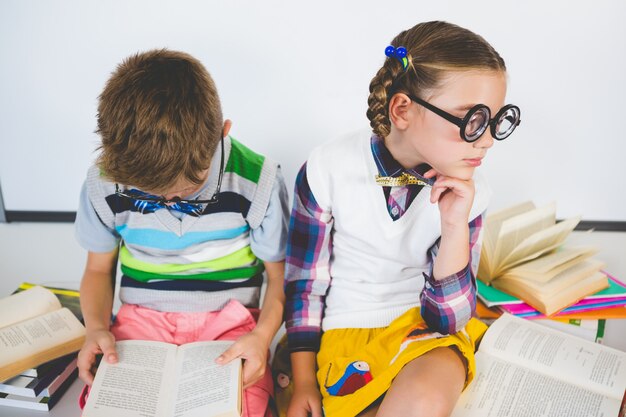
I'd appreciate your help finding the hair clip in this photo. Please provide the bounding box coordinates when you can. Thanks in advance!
[385,45,408,70]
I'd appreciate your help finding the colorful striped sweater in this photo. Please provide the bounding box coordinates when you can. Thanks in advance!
[79,136,284,312]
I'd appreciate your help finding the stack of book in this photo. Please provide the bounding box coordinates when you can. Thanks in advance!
[0,354,78,411]
[0,283,85,411]
[477,273,626,320]
[477,201,613,316]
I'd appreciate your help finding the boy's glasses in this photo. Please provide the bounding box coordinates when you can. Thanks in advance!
[115,135,224,206]
[407,94,521,142]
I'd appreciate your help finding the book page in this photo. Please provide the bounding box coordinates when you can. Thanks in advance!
[491,203,556,275]
[0,307,85,380]
[503,246,598,283]
[0,286,61,329]
[171,341,241,417]
[479,314,626,399]
[500,260,606,295]
[479,201,536,281]
[451,353,622,417]
[497,217,581,274]
[83,340,177,417]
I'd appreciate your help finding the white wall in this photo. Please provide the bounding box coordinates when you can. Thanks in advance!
[1,0,625,221]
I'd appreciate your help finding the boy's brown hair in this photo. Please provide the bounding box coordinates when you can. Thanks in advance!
[367,21,506,139]
[96,49,223,192]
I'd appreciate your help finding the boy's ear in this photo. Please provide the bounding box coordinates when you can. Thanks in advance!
[223,119,232,138]
[388,93,412,130]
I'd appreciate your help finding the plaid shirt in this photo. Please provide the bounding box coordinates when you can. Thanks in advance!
[285,135,485,352]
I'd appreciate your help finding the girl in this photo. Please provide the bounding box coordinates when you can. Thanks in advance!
[283,21,520,417]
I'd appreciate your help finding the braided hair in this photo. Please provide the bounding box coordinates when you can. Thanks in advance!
[366,21,506,138]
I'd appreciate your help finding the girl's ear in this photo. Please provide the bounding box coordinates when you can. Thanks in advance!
[388,93,412,130]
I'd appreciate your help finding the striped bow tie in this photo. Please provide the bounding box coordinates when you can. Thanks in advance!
[124,189,205,217]
[374,172,430,187]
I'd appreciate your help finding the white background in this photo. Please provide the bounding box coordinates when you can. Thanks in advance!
[1,0,625,221]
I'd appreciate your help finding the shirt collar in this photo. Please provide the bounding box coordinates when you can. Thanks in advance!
[370,134,434,186]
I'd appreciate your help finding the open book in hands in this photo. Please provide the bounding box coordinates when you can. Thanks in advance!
[82,340,242,417]
[477,202,609,315]
[451,314,626,417]
[0,286,85,381]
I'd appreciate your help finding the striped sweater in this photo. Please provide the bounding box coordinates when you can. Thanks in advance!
[82,136,280,312]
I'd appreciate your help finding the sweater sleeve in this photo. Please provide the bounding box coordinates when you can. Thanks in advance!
[420,213,484,334]
[284,163,333,352]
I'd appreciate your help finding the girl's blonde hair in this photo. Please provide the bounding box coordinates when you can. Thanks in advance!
[367,21,506,138]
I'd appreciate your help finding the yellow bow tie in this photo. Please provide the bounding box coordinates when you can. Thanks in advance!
[374,172,430,187]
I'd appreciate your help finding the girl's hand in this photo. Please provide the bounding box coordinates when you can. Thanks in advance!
[77,328,118,385]
[216,330,268,389]
[424,169,475,228]
[287,381,323,417]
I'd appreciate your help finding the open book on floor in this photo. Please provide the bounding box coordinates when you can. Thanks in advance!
[451,314,626,417]
[82,340,242,417]
[0,286,85,381]
[477,201,608,315]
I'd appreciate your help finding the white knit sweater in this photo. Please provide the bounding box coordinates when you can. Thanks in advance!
[306,130,491,330]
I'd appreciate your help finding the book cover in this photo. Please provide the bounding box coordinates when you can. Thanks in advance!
[0,365,77,411]
[0,353,75,397]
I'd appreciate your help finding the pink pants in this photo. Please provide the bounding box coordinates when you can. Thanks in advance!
[80,300,273,417]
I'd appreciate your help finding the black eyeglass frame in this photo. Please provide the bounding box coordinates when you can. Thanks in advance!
[406,93,521,143]
[115,135,225,205]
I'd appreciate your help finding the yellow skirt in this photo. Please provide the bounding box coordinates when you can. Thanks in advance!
[316,308,487,417]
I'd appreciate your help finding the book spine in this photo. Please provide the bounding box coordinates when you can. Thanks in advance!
[595,319,606,344]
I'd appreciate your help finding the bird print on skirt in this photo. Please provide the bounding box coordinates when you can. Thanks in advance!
[325,361,374,396]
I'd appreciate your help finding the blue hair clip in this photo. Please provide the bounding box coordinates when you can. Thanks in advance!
[385,45,408,70]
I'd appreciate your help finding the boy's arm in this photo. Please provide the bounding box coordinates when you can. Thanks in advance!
[217,171,288,388]
[77,249,119,385]
[217,260,285,389]
[254,260,286,344]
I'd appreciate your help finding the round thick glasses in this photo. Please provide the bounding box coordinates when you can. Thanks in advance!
[115,135,224,205]
[407,94,521,142]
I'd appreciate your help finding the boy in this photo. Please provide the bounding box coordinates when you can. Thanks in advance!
[75,49,288,417]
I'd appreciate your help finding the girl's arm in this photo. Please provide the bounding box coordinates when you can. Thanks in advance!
[288,351,323,417]
[420,172,482,334]
[77,249,119,385]
[284,163,334,417]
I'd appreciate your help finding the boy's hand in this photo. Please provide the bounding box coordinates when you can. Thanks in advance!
[216,330,268,389]
[287,381,323,417]
[77,328,118,385]
[424,169,475,228]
